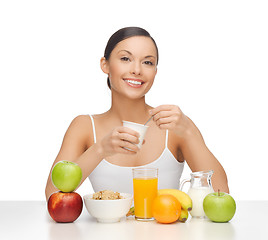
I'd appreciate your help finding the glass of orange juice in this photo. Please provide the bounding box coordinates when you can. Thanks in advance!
[132,168,158,221]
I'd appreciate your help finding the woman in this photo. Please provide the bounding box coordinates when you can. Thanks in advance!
[45,27,229,200]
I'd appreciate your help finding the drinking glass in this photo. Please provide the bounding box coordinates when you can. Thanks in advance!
[132,168,158,221]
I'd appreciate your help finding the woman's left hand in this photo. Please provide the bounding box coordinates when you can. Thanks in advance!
[149,105,191,138]
[150,105,229,193]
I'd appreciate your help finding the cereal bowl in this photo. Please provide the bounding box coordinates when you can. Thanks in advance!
[83,193,133,223]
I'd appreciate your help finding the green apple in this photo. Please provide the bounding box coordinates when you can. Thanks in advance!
[203,191,236,222]
[51,161,82,192]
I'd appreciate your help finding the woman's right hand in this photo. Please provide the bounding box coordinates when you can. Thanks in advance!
[99,126,140,157]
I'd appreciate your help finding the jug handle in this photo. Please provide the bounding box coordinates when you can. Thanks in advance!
[180,178,190,191]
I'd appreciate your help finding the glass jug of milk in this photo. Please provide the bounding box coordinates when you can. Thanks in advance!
[180,170,214,218]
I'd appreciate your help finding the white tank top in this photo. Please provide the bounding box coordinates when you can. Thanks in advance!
[88,115,184,194]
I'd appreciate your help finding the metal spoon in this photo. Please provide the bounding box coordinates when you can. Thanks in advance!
[144,116,153,126]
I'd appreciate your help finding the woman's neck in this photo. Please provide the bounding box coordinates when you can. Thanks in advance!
[109,93,152,124]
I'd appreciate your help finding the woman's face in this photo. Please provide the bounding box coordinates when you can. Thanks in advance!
[102,36,158,99]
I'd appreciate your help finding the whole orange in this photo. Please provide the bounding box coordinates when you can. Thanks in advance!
[152,194,181,224]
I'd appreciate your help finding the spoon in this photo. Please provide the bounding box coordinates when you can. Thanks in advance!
[144,116,153,126]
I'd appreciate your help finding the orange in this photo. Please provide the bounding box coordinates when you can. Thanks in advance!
[152,194,181,224]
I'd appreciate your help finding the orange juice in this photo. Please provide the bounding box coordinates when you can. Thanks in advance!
[133,177,158,219]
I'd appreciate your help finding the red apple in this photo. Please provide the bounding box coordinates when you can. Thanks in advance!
[47,191,83,223]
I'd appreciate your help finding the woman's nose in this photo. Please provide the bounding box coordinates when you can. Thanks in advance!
[130,62,142,75]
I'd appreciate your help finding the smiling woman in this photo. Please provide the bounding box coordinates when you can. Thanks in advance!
[45,26,229,201]
[100,35,158,100]
[103,27,158,89]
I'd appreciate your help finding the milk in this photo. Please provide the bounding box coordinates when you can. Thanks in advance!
[188,187,214,218]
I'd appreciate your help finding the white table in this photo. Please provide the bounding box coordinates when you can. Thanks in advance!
[0,201,267,240]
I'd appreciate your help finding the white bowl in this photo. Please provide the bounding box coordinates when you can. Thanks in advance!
[83,193,133,223]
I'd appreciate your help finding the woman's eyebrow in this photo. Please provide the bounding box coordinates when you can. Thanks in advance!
[118,50,156,59]
[144,55,156,59]
[117,50,132,55]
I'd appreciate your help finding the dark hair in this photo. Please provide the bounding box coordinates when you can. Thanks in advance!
[104,27,159,89]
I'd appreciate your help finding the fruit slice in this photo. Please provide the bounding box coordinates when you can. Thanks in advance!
[126,206,135,216]
[158,189,192,211]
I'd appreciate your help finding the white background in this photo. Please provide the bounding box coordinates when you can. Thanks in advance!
[0,0,267,201]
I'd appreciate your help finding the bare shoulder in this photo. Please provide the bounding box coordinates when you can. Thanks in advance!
[70,114,92,127]
[67,115,92,132]
[65,115,94,147]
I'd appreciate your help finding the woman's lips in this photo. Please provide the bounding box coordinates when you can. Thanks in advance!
[123,78,144,88]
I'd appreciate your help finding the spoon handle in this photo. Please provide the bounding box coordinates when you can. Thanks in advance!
[144,116,153,126]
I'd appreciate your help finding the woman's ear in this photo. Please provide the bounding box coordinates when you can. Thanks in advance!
[100,57,109,74]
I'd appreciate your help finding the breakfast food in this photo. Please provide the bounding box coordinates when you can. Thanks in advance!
[152,194,181,224]
[158,189,193,222]
[51,161,82,192]
[126,206,135,216]
[203,190,236,222]
[92,190,123,200]
[47,191,83,223]
[158,189,192,211]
